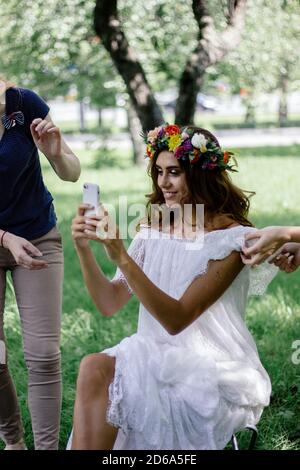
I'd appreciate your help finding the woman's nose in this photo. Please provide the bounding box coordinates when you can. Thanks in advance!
[160,173,170,188]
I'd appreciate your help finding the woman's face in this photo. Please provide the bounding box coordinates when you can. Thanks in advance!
[155,151,189,207]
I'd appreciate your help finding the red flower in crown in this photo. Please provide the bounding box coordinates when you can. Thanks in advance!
[164,124,181,136]
[190,148,200,164]
[223,151,230,164]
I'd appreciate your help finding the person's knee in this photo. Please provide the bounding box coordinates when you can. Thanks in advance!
[25,352,61,375]
[77,354,115,395]
[24,339,61,370]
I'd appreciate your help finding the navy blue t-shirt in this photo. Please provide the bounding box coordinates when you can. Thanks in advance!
[0,87,57,240]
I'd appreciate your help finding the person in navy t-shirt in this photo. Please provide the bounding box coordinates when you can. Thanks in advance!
[0,77,80,450]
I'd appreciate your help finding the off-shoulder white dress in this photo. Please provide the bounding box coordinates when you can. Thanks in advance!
[68,225,277,450]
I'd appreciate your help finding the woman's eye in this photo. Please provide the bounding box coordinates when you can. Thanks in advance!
[157,170,179,176]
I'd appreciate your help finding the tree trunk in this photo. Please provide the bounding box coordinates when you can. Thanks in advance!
[79,100,86,133]
[175,0,247,125]
[127,104,145,165]
[98,107,102,127]
[278,72,288,127]
[244,100,256,125]
[94,0,164,133]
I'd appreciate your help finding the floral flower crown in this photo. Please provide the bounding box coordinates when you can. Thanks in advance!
[144,124,237,172]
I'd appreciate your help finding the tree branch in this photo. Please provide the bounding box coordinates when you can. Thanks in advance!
[175,0,247,126]
[94,0,164,132]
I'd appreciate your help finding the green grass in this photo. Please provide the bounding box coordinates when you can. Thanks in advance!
[1,144,300,450]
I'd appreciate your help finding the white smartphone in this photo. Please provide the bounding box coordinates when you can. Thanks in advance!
[83,183,100,217]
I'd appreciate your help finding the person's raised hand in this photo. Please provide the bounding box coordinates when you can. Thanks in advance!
[30,117,62,160]
[242,227,291,266]
[269,242,300,273]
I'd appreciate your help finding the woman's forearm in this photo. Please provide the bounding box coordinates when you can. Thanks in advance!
[48,143,81,182]
[75,245,119,316]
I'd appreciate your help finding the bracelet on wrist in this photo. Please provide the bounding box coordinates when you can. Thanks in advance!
[0,231,8,248]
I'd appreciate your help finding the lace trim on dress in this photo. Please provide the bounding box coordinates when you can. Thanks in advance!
[232,227,278,296]
[247,262,278,296]
[106,351,128,431]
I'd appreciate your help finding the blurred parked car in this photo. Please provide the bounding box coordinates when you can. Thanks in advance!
[161,93,218,112]
[197,93,218,112]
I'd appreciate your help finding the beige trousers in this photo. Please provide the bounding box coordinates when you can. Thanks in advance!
[0,226,63,450]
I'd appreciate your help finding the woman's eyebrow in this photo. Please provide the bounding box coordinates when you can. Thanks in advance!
[155,165,180,169]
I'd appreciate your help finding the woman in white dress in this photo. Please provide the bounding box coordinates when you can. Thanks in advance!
[69,125,277,450]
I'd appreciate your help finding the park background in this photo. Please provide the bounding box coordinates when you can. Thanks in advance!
[0,0,299,450]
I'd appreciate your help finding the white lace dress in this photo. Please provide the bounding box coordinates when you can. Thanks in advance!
[68,225,278,450]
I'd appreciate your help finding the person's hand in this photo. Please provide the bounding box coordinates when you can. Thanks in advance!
[71,204,94,249]
[269,243,300,273]
[83,210,128,265]
[241,226,291,266]
[2,233,48,270]
[30,117,62,160]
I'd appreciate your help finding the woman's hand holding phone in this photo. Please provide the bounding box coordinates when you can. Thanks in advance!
[82,210,128,265]
[71,204,95,249]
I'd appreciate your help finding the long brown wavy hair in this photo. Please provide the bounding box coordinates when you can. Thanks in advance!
[143,126,254,231]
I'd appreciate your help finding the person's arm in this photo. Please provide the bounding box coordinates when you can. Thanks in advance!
[71,205,131,317]
[75,244,131,317]
[30,114,81,182]
[242,226,300,266]
[116,250,243,335]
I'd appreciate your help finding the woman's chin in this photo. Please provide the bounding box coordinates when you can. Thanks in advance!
[164,198,180,208]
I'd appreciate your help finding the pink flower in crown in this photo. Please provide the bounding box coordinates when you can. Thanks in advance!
[174,145,186,159]
[207,162,218,170]
[210,155,218,162]
[147,126,163,144]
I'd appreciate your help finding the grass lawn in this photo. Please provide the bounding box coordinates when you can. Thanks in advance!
[1,144,300,450]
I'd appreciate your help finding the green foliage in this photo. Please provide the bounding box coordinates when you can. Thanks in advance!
[1,0,299,121]
[0,0,123,105]
[118,0,197,89]
[213,0,300,110]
